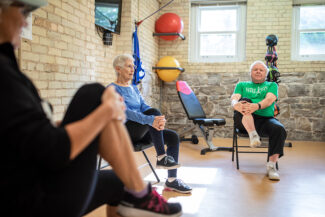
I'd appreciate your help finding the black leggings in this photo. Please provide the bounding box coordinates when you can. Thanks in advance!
[37,83,124,217]
[234,98,287,158]
[126,108,180,178]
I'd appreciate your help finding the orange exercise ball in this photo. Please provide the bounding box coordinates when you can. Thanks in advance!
[156,56,181,82]
[155,13,184,41]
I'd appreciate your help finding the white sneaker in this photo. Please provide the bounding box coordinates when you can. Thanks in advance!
[266,162,280,180]
[250,134,261,148]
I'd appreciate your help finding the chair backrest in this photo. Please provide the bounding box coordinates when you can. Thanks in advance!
[176,81,206,120]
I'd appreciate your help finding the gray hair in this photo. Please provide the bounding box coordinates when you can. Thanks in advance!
[249,60,269,77]
[113,54,134,76]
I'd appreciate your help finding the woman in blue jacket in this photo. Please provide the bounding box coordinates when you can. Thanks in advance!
[109,54,192,194]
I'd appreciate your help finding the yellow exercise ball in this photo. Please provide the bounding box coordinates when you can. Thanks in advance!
[156,56,181,82]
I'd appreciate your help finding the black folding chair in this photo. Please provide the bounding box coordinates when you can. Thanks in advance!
[97,141,160,183]
[176,80,232,155]
[232,126,279,170]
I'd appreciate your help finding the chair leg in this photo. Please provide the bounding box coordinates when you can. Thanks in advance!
[142,151,160,183]
[235,134,239,170]
[232,134,235,161]
[97,156,102,170]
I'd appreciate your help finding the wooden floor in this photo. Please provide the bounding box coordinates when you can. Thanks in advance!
[85,138,325,217]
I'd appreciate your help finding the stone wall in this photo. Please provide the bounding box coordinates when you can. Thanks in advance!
[159,0,325,141]
[162,71,325,141]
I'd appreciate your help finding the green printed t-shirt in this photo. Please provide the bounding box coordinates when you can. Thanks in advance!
[233,81,278,117]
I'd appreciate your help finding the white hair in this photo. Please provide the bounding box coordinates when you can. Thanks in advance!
[249,60,269,77]
[113,54,134,76]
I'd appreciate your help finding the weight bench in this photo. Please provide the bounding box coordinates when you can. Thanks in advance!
[176,80,232,155]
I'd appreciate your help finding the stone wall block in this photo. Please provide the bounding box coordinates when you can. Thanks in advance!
[278,84,287,98]
[215,107,231,117]
[277,104,290,118]
[196,96,208,105]
[296,117,311,131]
[178,74,194,83]
[292,109,322,118]
[287,84,310,97]
[299,97,319,105]
[304,72,317,83]
[203,101,215,116]
[282,76,304,83]
[312,84,325,97]
[213,128,228,138]
[168,102,184,114]
[197,75,209,86]
[199,86,226,96]
[280,98,300,104]
[217,99,232,107]
[290,103,316,110]
[316,72,325,82]
[221,77,239,85]
[164,83,177,95]
[320,99,325,105]
[207,74,222,86]
[292,130,313,140]
[225,117,234,127]
[311,118,325,133]
[312,132,325,141]
[280,71,304,77]
[166,95,181,101]
[279,118,295,129]
[167,117,188,124]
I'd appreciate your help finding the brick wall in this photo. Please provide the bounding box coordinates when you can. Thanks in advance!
[19,0,161,121]
[158,0,325,141]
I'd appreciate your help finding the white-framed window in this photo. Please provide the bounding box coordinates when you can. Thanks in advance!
[190,4,246,63]
[292,5,325,61]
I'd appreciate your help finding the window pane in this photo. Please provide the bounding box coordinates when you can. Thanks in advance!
[200,9,237,32]
[300,32,325,55]
[300,6,325,29]
[200,34,236,56]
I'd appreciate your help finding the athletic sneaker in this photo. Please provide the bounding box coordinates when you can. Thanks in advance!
[117,184,182,217]
[156,155,181,170]
[266,162,280,181]
[250,134,261,148]
[165,179,192,194]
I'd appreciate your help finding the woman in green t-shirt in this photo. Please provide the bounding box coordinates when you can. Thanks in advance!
[231,61,287,181]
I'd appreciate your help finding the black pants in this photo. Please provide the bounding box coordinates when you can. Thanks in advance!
[234,98,287,158]
[126,108,180,178]
[37,83,124,217]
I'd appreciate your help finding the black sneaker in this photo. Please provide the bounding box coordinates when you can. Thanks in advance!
[165,179,192,194]
[156,156,181,170]
[117,184,182,217]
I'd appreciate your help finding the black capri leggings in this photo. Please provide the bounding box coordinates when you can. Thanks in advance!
[36,83,124,217]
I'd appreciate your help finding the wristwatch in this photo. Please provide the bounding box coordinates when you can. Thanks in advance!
[257,103,261,110]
